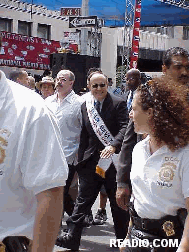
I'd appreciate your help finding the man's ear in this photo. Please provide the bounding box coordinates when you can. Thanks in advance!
[70,81,74,86]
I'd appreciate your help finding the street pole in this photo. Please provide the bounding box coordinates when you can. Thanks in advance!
[81,0,89,55]
[31,0,33,19]
[82,0,89,16]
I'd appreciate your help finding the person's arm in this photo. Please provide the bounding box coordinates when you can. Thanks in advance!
[110,100,129,153]
[176,197,189,252]
[116,185,131,211]
[116,119,137,210]
[32,186,63,252]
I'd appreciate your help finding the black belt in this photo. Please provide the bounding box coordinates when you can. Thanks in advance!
[129,204,183,238]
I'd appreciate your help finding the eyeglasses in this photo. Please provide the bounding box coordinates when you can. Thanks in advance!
[91,83,106,89]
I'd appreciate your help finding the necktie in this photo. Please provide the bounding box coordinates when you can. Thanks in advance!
[95,100,101,114]
[127,91,133,111]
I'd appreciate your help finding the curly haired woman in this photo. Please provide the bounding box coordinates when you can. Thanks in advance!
[123,77,189,252]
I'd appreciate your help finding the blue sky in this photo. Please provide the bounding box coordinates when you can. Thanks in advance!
[27,0,189,26]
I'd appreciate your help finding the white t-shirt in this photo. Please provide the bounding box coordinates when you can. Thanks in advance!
[0,71,68,240]
[131,136,189,219]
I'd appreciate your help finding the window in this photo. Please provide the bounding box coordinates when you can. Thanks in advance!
[18,21,31,36]
[183,26,189,40]
[156,26,174,38]
[37,24,51,40]
[0,18,12,32]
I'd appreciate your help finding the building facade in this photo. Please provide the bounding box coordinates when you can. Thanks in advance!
[0,0,189,85]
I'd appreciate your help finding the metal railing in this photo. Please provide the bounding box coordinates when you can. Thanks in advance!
[155,0,189,10]
[0,0,69,20]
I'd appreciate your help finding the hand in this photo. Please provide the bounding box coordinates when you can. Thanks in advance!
[100,146,116,159]
[116,185,131,211]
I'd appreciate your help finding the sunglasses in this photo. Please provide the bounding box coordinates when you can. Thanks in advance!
[91,83,106,89]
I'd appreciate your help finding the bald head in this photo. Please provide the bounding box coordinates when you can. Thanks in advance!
[127,69,141,78]
[57,70,75,82]
[126,68,141,91]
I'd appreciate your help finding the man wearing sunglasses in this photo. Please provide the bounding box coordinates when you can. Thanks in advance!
[56,72,130,251]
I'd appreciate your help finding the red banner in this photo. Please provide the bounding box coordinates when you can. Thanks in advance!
[0,31,61,70]
[130,0,141,69]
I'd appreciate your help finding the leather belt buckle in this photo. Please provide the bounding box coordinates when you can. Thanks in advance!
[162,221,175,237]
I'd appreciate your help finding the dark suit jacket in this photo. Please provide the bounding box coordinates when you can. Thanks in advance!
[78,92,129,163]
[116,90,144,188]
[116,118,137,188]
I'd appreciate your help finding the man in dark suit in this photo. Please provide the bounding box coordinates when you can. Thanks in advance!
[56,71,130,251]
[116,69,141,211]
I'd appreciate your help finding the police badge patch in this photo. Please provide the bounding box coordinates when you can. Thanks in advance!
[162,221,175,236]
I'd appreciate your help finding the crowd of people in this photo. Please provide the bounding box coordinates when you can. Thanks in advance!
[0,35,189,252]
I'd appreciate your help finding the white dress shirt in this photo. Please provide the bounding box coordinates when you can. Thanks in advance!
[45,90,82,165]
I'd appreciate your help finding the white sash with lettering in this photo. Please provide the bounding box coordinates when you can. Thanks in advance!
[86,93,119,174]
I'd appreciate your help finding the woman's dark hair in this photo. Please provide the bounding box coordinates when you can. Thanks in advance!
[137,77,189,151]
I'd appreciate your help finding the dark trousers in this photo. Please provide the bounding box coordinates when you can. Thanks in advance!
[64,164,77,216]
[66,155,130,243]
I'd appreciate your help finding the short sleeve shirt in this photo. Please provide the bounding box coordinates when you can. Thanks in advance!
[131,136,189,219]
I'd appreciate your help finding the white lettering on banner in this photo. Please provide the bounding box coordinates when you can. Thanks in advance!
[0,59,21,67]
[1,32,37,43]
[109,239,179,248]
[0,59,50,70]
[1,31,59,70]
